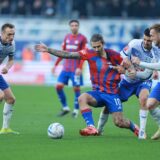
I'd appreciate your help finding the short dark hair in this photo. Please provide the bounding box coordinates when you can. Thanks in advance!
[150,24,160,33]
[69,19,79,25]
[1,23,15,32]
[90,34,104,44]
[144,28,150,37]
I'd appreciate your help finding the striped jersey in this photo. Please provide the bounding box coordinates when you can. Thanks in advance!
[61,33,87,72]
[0,37,15,64]
[79,48,123,94]
[121,39,160,83]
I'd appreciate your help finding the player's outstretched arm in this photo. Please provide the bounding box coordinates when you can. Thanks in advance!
[35,43,81,59]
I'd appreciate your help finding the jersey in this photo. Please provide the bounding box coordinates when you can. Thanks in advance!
[61,33,87,72]
[0,37,15,64]
[121,39,160,83]
[79,48,123,94]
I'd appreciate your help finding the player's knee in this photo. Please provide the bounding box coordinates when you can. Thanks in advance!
[56,84,64,90]
[78,93,88,105]
[113,118,124,128]
[6,96,16,104]
[139,96,148,107]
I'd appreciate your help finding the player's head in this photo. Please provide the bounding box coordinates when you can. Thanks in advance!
[90,34,104,54]
[69,19,79,35]
[1,23,15,44]
[150,24,160,46]
[143,28,152,50]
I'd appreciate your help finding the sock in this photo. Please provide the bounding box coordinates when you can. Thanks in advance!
[74,87,80,110]
[81,108,94,126]
[97,112,109,132]
[2,103,13,129]
[139,109,148,132]
[56,86,67,109]
[150,108,160,127]
[129,121,136,132]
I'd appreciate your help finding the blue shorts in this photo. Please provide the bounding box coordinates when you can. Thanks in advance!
[58,70,83,86]
[0,75,9,90]
[87,90,123,113]
[149,82,160,101]
[119,79,152,102]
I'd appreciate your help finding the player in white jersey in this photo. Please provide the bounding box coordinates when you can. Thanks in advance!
[97,28,160,139]
[132,24,160,140]
[0,23,19,134]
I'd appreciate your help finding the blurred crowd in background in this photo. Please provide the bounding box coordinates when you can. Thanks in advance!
[0,0,160,19]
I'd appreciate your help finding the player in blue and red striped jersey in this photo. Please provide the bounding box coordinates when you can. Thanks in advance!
[52,20,87,118]
[35,33,139,137]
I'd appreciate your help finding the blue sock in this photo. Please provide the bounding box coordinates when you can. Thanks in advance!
[74,88,80,110]
[56,87,67,108]
[129,121,136,132]
[81,109,94,126]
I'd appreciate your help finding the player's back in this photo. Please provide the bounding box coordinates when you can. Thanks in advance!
[62,33,87,72]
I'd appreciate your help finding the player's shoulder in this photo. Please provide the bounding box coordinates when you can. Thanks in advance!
[128,39,143,47]
[105,48,119,55]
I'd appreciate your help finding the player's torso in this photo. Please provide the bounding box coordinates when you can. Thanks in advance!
[0,41,15,64]
[88,53,121,94]
[63,33,85,72]
[124,40,159,83]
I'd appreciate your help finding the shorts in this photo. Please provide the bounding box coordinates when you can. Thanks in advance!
[87,90,123,113]
[58,70,83,86]
[119,79,152,102]
[0,75,9,90]
[149,82,160,101]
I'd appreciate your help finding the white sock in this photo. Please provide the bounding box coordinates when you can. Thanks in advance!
[150,107,160,127]
[2,103,13,129]
[139,109,148,132]
[63,106,70,111]
[97,112,109,132]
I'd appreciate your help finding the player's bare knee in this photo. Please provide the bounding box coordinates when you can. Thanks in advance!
[6,96,16,104]
[139,96,147,107]
[56,84,64,90]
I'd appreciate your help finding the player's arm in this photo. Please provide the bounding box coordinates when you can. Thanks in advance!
[135,69,153,80]
[1,55,14,74]
[132,56,160,71]
[35,43,81,59]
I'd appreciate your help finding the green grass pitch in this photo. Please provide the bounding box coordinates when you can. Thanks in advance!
[0,85,160,160]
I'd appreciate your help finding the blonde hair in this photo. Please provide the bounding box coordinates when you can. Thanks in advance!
[150,24,160,33]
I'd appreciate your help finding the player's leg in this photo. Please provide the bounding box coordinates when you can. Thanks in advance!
[0,87,18,134]
[102,93,139,137]
[146,83,160,139]
[138,88,149,139]
[97,79,131,135]
[78,91,103,136]
[97,107,109,135]
[71,73,82,118]
[56,71,70,116]
[0,90,4,102]
[112,112,139,136]
[72,86,80,118]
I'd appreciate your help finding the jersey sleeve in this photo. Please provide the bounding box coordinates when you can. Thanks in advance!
[81,36,87,49]
[78,49,89,60]
[121,39,137,58]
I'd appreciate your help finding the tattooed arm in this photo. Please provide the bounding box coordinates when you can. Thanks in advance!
[35,43,81,59]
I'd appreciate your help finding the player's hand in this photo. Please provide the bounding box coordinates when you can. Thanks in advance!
[112,65,125,74]
[51,66,57,75]
[131,56,140,65]
[126,68,136,79]
[35,42,48,52]
[1,67,8,74]
[121,58,131,69]
[75,68,82,76]
[152,70,159,80]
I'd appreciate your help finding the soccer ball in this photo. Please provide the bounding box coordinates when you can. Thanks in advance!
[47,122,64,139]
